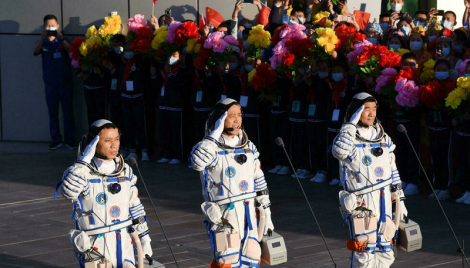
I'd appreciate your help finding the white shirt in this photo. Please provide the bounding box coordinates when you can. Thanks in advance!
[92,157,116,174]
[221,134,240,147]
[357,125,378,140]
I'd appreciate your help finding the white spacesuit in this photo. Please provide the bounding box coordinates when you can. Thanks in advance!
[190,98,273,268]
[56,120,152,268]
[332,93,407,268]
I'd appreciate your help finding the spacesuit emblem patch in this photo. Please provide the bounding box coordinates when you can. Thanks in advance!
[362,156,372,167]
[225,166,236,178]
[239,180,248,191]
[110,206,121,218]
[375,167,384,177]
[96,192,108,205]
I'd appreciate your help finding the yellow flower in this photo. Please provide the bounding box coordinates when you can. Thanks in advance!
[248,68,257,83]
[79,42,88,56]
[86,25,97,38]
[247,25,271,49]
[154,25,168,35]
[316,28,339,54]
[151,31,168,49]
[446,77,470,109]
[194,44,202,54]
[98,14,122,37]
[420,59,436,84]
[186,38,198,53]
[85,36,103,47]
[396,48,410,56]
[313,11,330,25]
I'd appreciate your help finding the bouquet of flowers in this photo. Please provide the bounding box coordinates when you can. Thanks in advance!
[79,25,107,67]
[193,32,237,70]
[375,67,419,107]
[312,27,339,58]
[129,26,154,56]
[126,14,147,43]
[69,38,85,68]
[419,59,436,84]
[246,25,271,60]
[349,43,401,79]
[335,24,366,54]
[446,76,470,111]
[312,11,332,27]
[395,78,420,108]
[247,63,278,100]
[418,79,456,110]
[151,26,169,61]
[98,14,122,43]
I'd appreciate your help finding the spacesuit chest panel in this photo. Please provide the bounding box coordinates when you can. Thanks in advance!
[203,148,256,203]
[77,172,131,230]
[341,137,393,192]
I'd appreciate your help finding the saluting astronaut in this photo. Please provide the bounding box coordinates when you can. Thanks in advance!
[332,93,408,268]
[190,98,274,268]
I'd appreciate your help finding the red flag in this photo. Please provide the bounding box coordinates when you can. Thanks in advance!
[255,6,271,27]
[206,7,224,29]
[353,10,371,32]
[153,0,157,4]
[199,13,206,32]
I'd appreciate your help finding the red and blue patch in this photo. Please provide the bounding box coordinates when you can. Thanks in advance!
[374,167,384,177]
[110,205,121,218]
[239,180,248,191]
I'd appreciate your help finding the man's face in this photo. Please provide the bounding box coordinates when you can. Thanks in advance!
[289,16,300,24]
[401,59,418,69]
[360,101,377,127]
[171,51,180,60]
[96,128,120,160]
[410,35,422,43]
[414,13,427,23]
[443,13,456,27]
[44,19,59,30]
[224,105,242,137]
[293,11,305,24]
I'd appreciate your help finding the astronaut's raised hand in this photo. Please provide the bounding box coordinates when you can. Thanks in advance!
[140,235,153,259]
[349,105,365,125]
[79,136,99,163]
[209,111,228,139]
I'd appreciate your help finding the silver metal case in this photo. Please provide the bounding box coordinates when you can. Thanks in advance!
[397,218,422,252]
[261,231,288,265]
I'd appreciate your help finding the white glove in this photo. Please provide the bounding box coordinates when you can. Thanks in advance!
[350,105,365,125]
[191,143,217,170]
[263,207,275,235]
[140,235,153,258]
[61,170,88,200]
[79,136,99,163]
[209,111,228,139]
[400,201,408,221]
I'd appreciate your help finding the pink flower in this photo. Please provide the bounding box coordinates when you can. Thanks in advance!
[347,40,372,62]
[395,78,419,107]
[458,59,470,77]
[128,14,147,33]
[269,53,282,69]
[383,67,398,76]
[375,68,398,93]
[272,40,287,55]
[204,32,226,49]
[224,35,238,45]
[71,58,80,68]
[213,40,228,53]
[280,24,307,40]
[165,21,183,43]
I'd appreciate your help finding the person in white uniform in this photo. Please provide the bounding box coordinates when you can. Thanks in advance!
[56,119,153,267]
[332,93,408,268]
[190,98,274,268]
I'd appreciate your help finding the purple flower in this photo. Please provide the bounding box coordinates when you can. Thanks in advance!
[165,21,182,43]
[347,40,372,62]
[224,35,238,45]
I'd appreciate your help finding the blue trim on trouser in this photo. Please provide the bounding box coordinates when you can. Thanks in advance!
[44,83,75,143]
[116,230,123,268]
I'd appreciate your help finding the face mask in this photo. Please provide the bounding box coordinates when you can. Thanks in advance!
[299,68,310,75]
[237,31,243,40]
[169,56,179,65]
[332,73,344,82]
[288,20,297,26]
[442,47,451,56]
[123,51,134,60]
[224,69,230,74]
[435,71,449,81]
[391,3,402,12]
[228,62,238,71]
[298,16,305,24]
[428,36,437,42]
[400,26,410,36]
[465,73,470,77]
[318,72,329,79]
[455,45,464,53]
[367,37,378,45]
[389,44,401,51]
[245,65,254,72]
[442,20,453,30]
[114,46,124,55]
[380,23,389,31]
[410,41,423,51]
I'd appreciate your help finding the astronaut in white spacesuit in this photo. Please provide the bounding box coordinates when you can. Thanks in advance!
[57,119,152,267]
[332,93,408,268]
[190,98,274,268]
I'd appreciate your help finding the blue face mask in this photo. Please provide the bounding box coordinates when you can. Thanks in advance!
[442,20,453,30]
[400,26,410,36]
[169,56,179,65]
[299,68,310,75]
[442,47,451,56]
[245,65,254,72]
[380,23,389,31]
[228,62,238,71]
[367,37,378,45]
[288,20,297,26]
[435,71,449,81]
[332,73,344,82]
[389,44,401,51]
[318,72,329,79]
[410,41,423,51]
[123,51,134,60]
[298,16,305,24]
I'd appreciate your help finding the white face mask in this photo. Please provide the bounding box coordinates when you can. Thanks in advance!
[332,73,344,82]
[391,3,402,12]
[428,35,437,42]
[45,27,57,31]
[389,44,401,51]
[442,47,451,56]
[318,72,329,79]
[168,56,179,65]
[435,71,449,81]
[123,51,134,60]
[442,20,453,30]
[298,16,305,24]
[410,41,423,51]
[114,46,124,55]
[288,20,298,26]
[400,26,410,36]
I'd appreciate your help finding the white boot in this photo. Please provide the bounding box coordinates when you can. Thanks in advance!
[277,166,291,175]
[268,165,282,174]
[456,191,470,203]
[436,189,449,200]
[329,178,340,185]
[141,151,149,161]
[428,190,441,199]
[157,158,170,163]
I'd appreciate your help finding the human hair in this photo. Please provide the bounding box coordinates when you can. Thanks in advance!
[332,61,348,72]
[380,13,391,19]
[401,53,417,63]
[454,29,468,43]
[43,14,58,24]
[414,10,428,19]
[292,8,305,17]
[434,59,451,71]
[110,34,126,45]
[444,11,457,24]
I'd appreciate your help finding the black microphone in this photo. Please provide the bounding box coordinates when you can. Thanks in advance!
[274,137,337,267]
[223,127,234,132]
[397,125,469,266]
[128,157,137,167]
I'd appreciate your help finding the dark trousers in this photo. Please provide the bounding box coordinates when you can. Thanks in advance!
[269,112,290,166]
[194,110,211,143]
[308,121,328,173]
[121,96,148,152]
[327,130,340,179]
[393,120,421,184]
[243,117,261,151]
[453,131,470,191]
[428,128,453,190]
[83,87,107,126]
[290,121,309,170]
[45,83,75,143]
[159,109,183,160]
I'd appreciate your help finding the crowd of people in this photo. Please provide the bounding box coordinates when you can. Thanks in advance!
[36,0,470,204]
